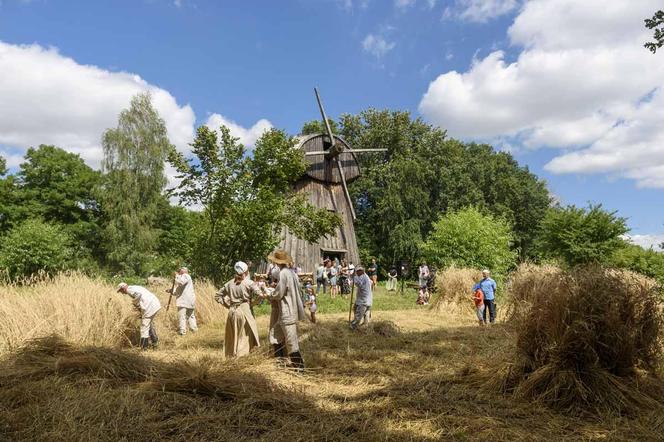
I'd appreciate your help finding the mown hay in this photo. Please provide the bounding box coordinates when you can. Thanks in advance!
[504,263,562,322]
[503,265,664,414]
[430,266,481,312]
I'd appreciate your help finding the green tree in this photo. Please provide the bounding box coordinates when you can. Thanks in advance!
[0,156,20,234]
[318,109,549,269]
[645,10,664,54]
[538,204,628,267]
[169,125,340,283]
[100,92,172,275]
[420,207,517,276]
[611,242,664,283]
[0,219,73,281]
[17,145,101,224]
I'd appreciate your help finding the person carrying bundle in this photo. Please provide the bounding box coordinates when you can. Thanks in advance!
[117,282,161,350]
[215,261,262,358]
[167,266,198,336]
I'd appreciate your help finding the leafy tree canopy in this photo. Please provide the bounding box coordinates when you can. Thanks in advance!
[645,10,664,54]
[304,109,550,269]
[538,204,629,267]
[421,206,517,277]
[100,92,172,275]
[169,125,341,283]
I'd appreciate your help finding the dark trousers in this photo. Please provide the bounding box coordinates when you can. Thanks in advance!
[316,278,326,294]
[483,299,496,323]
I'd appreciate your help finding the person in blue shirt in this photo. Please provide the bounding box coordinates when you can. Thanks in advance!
[479,269,497,324]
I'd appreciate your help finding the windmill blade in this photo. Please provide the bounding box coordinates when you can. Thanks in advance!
[340,149,387,153]
[336,158,357,221]
[314,87,336,148]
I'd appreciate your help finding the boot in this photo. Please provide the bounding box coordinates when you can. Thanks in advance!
[289,351,305,372]
[272,344,286,359]
[139,337,149,350]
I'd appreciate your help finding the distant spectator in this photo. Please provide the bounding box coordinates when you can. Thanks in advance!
[418,262,430,288]
[328,261,338,298]
[367,259,378,289]
[479,269,497,324]
[315,261,326,295]
[386,267,397,291]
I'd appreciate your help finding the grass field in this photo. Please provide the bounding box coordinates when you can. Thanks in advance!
[1,276,662,441]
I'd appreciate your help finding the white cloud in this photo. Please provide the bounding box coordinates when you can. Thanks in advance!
[442,0,519,23]
[624,234,664,251]
[204,114,272,148]
[362,34,396,58]
[0,41,195,169]
[419,0,664,188]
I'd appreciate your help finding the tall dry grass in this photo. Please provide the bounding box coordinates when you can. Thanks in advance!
[0,273,225,354]
[430,266,481,313]
[501,265,664,414]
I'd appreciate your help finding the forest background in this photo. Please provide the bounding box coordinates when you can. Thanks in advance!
[0,92,662,285]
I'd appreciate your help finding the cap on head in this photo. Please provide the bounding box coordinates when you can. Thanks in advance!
[179,266,189,273]
[117,282,128,292]
[482,269,490,275]
[234,261,248,275]
[356,266,365,273]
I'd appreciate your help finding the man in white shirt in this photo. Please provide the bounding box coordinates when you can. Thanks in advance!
[351,267,373,329]
[168,267,198,335]
[117,282,161,350]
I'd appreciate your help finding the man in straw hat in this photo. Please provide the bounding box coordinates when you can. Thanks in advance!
[167,266,198,336]
[215,261,262,358]
[262,249,306,371]
[117,282,161,350]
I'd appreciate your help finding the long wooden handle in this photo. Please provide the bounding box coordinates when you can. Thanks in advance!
[348,281,355,323]
[166,276,177,312]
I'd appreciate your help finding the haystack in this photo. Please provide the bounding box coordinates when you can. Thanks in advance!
[430,266,481,312]
[502,265,664,414]
[504,263,562,322]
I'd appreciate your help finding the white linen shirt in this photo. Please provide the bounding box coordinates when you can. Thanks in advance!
[173,273,196,309]
[127,285,161,318]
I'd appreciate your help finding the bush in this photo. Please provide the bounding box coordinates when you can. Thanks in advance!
[611,243,664,283]
[421,207,517,277]
[503,265,664,414]
[538,204,628,267]
[0,219,73,281]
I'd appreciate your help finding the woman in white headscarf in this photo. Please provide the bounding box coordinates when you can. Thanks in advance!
[215,261,262,358]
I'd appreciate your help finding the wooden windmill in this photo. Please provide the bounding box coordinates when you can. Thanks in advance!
[276,88,386,272]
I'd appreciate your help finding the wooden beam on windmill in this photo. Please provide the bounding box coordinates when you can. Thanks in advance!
[306,87,388,221]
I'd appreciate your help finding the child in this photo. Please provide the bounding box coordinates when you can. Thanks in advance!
[472,283,485,326]
[305,287,317,323]
[416,283,429,305]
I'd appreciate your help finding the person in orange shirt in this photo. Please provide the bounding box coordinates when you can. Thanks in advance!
[471,283,485,326]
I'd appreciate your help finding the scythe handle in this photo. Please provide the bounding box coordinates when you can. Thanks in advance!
[348,279,355,323]
[166,276,177,312]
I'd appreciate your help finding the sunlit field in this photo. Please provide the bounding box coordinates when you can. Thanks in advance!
[1,270,663,441]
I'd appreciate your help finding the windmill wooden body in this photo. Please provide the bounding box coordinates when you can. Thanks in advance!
[276,89,386,273]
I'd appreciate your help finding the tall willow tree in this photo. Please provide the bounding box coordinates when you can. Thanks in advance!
[100,93,172,274]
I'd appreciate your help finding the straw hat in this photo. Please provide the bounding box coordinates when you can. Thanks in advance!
[267,249,293,265]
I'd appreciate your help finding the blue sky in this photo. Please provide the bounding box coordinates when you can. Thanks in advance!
[0,0,661,247]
